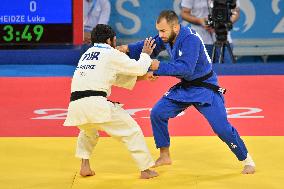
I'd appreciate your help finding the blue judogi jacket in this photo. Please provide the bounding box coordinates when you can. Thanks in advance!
[128,26,220,104]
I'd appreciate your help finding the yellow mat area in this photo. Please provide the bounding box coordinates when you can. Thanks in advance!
[0,136,283,189]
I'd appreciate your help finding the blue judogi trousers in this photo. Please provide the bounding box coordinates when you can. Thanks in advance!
[150,92,248,161]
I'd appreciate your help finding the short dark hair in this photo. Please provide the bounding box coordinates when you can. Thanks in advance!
[91,24,116,44]
[157,10,179,25]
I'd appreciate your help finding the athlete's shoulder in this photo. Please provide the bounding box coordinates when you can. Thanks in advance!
[112,47,128,57]
[181,26,198,37]
[182,26,203,42]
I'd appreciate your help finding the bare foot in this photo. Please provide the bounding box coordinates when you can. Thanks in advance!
[140,169,158,179]
[242,165,255,174]
[80,159,95,177]
[152,156,172,167]
[80,167,95,177]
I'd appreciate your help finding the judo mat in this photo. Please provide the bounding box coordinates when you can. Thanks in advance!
[1,74,284,189]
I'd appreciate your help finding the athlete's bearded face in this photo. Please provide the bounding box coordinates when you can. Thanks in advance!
[156,18,177,43]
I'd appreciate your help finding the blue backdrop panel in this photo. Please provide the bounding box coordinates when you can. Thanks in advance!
[109,0,284,40]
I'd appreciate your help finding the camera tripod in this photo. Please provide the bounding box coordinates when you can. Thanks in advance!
[211,40,236,63]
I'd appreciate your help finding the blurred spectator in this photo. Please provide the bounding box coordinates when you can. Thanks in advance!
[84,0,111,44]
[181,0,240,63]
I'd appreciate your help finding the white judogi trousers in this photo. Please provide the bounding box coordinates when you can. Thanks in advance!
[75,103,155,171]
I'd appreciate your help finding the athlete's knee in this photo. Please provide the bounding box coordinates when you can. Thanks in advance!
[150,105,161,120]
[80,130,99,141]
[150,105,169,121]
[126,125,143,138]
[122,128,145,147]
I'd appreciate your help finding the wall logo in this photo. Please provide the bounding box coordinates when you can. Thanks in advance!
[272,0,281,14]
[236,0,256,33]
[272,0,284,33]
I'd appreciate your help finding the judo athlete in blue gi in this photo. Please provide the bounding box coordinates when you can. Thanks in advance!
[117,10,255,174]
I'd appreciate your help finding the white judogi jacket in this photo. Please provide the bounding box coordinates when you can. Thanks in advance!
[64,43,152,126]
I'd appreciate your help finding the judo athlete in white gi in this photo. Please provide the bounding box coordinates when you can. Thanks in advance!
[64,24,159,179]
[117,10,255,174]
